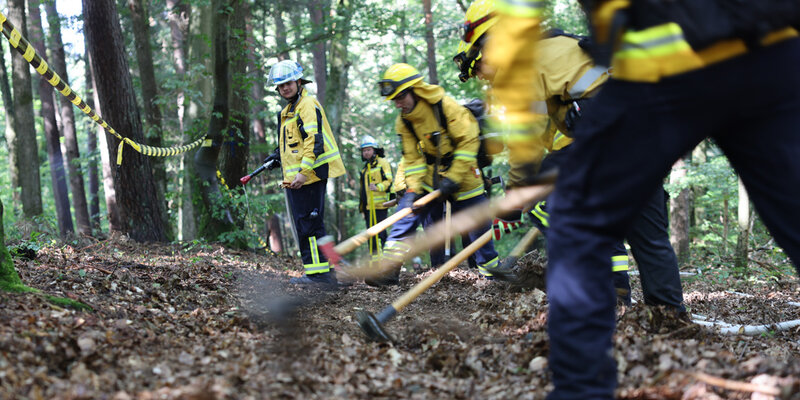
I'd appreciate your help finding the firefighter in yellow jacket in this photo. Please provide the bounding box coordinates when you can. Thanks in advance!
[267,60,346,287]
[367,63,500,285]
[479,1,800,398]
[458,0,691,312]
[359,135,393,260]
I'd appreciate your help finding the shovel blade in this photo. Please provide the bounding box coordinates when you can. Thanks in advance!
[356,310,394,342]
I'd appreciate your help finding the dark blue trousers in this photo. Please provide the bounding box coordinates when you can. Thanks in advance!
[286,180,328,272]
[546,39,800,399]
[387,192,498,267]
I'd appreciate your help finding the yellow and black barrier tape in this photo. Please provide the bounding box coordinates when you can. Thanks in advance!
[0,10,206,166]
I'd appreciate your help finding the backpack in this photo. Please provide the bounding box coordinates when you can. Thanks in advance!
[402,98,493,169]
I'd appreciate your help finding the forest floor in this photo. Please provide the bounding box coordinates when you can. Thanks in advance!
[1,236,799,399]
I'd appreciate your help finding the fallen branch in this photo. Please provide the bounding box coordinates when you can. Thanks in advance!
[685,371,781,397]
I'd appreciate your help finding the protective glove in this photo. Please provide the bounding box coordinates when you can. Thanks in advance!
[492,217,525,240]
[407,190,429,215]
[263,148,280,170]
[438,177,460,201]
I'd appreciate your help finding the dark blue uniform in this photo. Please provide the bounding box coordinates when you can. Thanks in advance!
[546,39,800,398]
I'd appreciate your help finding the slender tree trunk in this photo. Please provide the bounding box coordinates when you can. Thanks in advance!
[8,0,43,218]
[267,214,283,253]
[166,0,189,134]
[28,0,73,237]
[83,0,166,242]
[722,195,729,254]
[86,39,121,232]
[422,0,438,84]
[734,177,750,271]
[399,7,408,64]
[128,0,171,238]
[167,0,195,241]
[308,0,328,102]
[82,45,101,231]
[183,1,215,241]
[326,0,353,240]
[290,7,303,63]
[43,0,94,236]
[0,40,19,213]
[273,0,289,61]
[194,0,236,240]
[219,0,249,196]
[669,155,691,264]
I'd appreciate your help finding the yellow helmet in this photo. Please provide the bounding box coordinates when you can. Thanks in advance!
[378,63,423,100]
[462,0,497,53]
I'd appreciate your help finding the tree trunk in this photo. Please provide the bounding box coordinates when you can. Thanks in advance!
[219,0,249,196]
[194,0,236,240]
[734,177,750,271]
[308,0,328,102]
[267,214,283,253]
[83,0,166,242]
[422,0,438,84]
[28,0,73,237]
[0,39,19,213]
[128,0,169,237]
[183,1,215,241]
[8,0,43,218]
[43,0,92,236]
[83,44,102,232]
[326,0,353,240]
[166,0,189,134]
[273,0,290,61]
[669,155,691,264]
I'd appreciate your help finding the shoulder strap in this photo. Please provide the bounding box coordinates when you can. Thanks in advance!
[433,101,447,132]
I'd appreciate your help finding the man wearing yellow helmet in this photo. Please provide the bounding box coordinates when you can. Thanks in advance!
[267,60,346,287]
[368,63,501,285]
[477,0,800,398]
[359,135,394,260]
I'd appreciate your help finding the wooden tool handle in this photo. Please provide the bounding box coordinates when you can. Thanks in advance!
[334,190,441,255]
[391,230,493,313]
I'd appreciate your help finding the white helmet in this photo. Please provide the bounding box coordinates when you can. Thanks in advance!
[360,135,378,149]
[268,60,311,86]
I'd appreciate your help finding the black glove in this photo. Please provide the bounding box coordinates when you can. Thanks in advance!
[408,190,429,215]
[438,177,460,201]
[263,148,280,170]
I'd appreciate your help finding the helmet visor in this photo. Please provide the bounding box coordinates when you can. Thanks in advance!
[462,12,495,43]
[378,74,422,97]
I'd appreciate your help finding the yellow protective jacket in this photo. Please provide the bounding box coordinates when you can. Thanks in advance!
[533,34,610,149]
[395,83,485,201]
[483,0,798,165]
[392,158,407,194]
[360,156,393,211]
[278,88,345,184]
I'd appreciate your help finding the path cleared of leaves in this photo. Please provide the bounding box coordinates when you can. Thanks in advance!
[1,237,798,399]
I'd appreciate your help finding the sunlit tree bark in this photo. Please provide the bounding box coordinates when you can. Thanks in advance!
[84,0,166,241]
[8,0,43,218]
[44,0,92,236]
[28,0,73,237]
